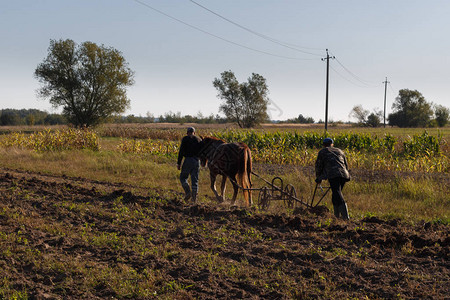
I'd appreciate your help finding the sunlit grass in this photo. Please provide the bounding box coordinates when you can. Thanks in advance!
[348,178,449,222]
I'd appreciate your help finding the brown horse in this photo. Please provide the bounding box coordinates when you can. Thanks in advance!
[199,137,252,207]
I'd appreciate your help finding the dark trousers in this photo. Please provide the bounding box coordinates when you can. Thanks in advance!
[328,177,347,206]
[180,157,200,194]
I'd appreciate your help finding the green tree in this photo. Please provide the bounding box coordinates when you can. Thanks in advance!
[349,105,382,127]
[213,70,269,128]
[388,89,433,127]
[0,109,22,126]
[366,112,381,127]
[35,39,134,127]
[434,105,449,127]
[44,113,67,125]
[296,114,315,124]
[26,114,35,126]
[349,105,369,126]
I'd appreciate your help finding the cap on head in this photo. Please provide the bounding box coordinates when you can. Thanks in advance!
[323,137,333,145]
[187,127,195,133]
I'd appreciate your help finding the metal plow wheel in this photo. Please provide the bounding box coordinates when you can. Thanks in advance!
[222,171,311,211]
[255,176,308,211]
[257,186,271,210]
[283,184,296,209]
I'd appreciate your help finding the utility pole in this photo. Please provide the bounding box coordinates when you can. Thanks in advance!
[321,49,335,131]
[382,77,390,128]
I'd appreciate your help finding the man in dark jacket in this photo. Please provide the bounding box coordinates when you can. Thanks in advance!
[315,138,350,220]
[177,127,202,203]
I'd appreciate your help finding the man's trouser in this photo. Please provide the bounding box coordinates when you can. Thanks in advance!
[328,177,349,220]
[180,157,200,196]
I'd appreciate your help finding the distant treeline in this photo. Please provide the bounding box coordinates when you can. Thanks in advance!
[0,109,230,126]
[0,109,67,126]
[114,111,229,124]
[0,109,320,126]
[277,114,315,124]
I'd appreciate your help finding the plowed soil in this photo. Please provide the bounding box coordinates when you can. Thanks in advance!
[0,168,448,299]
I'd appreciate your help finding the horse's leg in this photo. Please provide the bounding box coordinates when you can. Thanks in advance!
[247,173,253,206]
[210,171,223,202]
[230,176,239,206]
[219,175,227,202]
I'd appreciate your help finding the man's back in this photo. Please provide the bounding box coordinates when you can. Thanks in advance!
[315,146,350,180]
[178,135,202,164]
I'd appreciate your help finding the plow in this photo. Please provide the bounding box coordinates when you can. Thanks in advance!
[250,172,330,210]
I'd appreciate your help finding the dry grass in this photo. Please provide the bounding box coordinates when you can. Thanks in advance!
[0,143,448,223]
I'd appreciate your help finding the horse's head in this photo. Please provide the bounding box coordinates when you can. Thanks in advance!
[198,136,225,167]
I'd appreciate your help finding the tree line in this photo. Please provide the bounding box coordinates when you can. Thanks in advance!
[0,109,66,126]
[350,89,449,128]
[113,111,228,124]
[0,109,230,126]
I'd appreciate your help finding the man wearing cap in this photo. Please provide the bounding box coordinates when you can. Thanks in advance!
[177,127,202,203]
[315,138,351,220]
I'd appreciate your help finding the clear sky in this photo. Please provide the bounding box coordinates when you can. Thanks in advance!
[1,0,449,122]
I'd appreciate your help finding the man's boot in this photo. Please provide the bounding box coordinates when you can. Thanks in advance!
[333,204,340,218]
[182,184,191,202]
[191,192,197,204]
[339,203,349,220]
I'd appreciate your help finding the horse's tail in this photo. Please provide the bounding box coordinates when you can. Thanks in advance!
[238,145,252,207]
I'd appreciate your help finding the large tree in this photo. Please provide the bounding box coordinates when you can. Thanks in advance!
[388,89,433,127]
[349,105,382,127]
[434,104,449,127]
[35,39,134,127]
[213,70,269,128]
[349,105,369,125]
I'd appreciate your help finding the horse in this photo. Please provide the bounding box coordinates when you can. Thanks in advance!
[198,137,252,207]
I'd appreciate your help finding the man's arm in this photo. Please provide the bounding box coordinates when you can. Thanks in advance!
[177,137,186,167]
[315,151,324,182]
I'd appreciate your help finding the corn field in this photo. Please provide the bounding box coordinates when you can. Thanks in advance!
[0,127,447,173]
[115,130,448,173]
[0,128,100,151]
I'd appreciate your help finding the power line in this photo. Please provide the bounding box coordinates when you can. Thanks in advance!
[388,82,396,94]
[328,51,379,87]
[334,58,378,87]
[131,0,317,60]
[330,65,369,88]
[189,0,323,56]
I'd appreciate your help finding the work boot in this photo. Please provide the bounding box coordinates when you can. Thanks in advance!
[333,204,340,218]
[191,193,198,204]
[339,203,349,220]
[182,185,191,202]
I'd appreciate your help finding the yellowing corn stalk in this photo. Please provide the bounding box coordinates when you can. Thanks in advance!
[0,128,100,151]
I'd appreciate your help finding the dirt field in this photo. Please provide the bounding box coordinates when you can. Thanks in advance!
[0,168,448,299]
